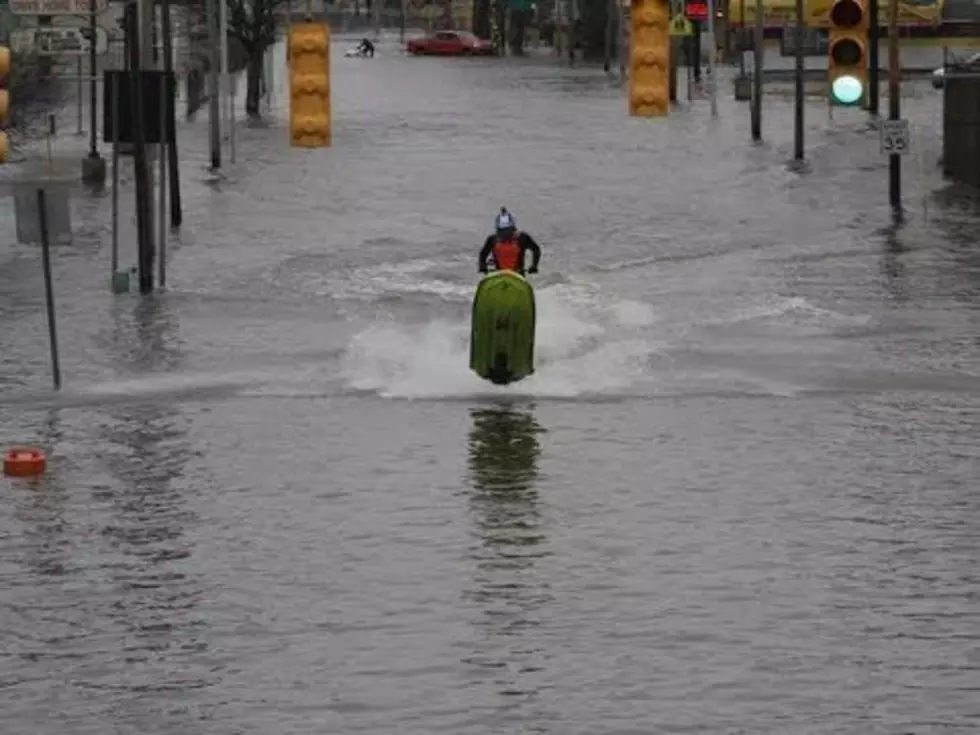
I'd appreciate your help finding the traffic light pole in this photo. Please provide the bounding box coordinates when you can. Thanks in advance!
[868,0,879,115]
[887,0,901,211]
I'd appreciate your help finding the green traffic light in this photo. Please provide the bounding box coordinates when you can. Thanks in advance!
[831,75,864,105]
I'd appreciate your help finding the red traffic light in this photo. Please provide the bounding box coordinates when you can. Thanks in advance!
[830,0,864,27]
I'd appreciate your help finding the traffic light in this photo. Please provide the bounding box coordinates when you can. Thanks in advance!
[0,45,10,163]
[288,22,330,148]
[629,0,670,117]
[827,0,868,107]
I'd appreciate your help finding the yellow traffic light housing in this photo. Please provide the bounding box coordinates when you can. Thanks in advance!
[629,0,670,117]
[827,0,868,106]
[0,45,10,163]
[288,22,330,148]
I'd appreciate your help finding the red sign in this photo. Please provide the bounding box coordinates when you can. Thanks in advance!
[685,0,708,19]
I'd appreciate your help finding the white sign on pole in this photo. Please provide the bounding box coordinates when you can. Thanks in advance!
[879,119,910,156]
[10,26,110,56]
[8,0,108,15]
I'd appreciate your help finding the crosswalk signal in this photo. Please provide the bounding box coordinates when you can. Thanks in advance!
[629,0,670,117]
[288,22,330,148]
[827,0,868,107]
[0,45,10,163]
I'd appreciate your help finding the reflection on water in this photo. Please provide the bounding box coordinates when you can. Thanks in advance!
[878,219,908,302]
[100,296,186,376]
[463,404,552,704]
[88,295,211,726]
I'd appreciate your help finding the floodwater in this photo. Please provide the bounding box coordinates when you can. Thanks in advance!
[1,34,979,735]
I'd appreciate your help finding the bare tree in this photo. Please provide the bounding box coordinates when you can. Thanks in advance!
[226,0,289,119]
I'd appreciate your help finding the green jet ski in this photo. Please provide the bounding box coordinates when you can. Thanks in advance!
[469,270,537,386]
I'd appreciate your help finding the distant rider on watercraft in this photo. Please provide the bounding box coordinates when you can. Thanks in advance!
[357,38,375,57]
[478,208,541,276]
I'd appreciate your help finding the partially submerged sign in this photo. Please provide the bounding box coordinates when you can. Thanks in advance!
[10,26,109,56]
[9,0,108,15]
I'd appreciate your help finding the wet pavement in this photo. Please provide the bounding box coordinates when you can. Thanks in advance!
[1,34,980,734]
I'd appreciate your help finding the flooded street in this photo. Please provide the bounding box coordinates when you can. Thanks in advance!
[1,36,979,734]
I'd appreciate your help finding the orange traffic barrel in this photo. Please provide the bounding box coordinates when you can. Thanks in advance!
[3,447,47,478]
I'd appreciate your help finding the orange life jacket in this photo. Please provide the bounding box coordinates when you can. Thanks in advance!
[492,238,522,271]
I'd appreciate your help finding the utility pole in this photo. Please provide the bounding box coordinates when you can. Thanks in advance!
[868,0,879,115]
[206,0,222,170]
[887,0,901,210]
[793,0,804,160]
[750,0,763,139]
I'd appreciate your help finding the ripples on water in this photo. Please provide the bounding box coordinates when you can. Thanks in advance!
[1,33,980,735]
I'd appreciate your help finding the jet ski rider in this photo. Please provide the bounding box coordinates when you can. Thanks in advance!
[478,208,541,276]
[357,37,375,57]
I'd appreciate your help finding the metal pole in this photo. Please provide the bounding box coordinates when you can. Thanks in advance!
[400,0,406,43]
[739,0,745,75]
[37,188,62,391]
[707,0,717,116]
[619,0,626,81]
[206,0,222,170]
[110,71,120,277]
[264,45,274,113]
[868,0,879,115]
[793,0,804,159]
[76,58,83,135]
[160,0,182,227]
[751,0,763,139]
[219,0,234,163]
[88,0,98,156]
[126,1,155,293]
[158,75,167,288]
[887,0,900,210]
[568,0,576,65]
[138,0,153,67]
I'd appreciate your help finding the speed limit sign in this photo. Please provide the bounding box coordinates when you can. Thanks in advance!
[880,119,910,156]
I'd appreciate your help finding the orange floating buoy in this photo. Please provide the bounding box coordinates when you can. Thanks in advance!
[3,447,47,478]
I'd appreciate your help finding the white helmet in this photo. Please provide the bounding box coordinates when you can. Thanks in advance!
[494,208,516,231]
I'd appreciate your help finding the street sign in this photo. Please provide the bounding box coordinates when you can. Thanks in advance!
[669,13,693,36]
[8,0,107,15]
[879,119,910,156]
[10,26,109,56]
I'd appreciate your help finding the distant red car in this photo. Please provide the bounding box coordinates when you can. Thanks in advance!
[407,31,494,56]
